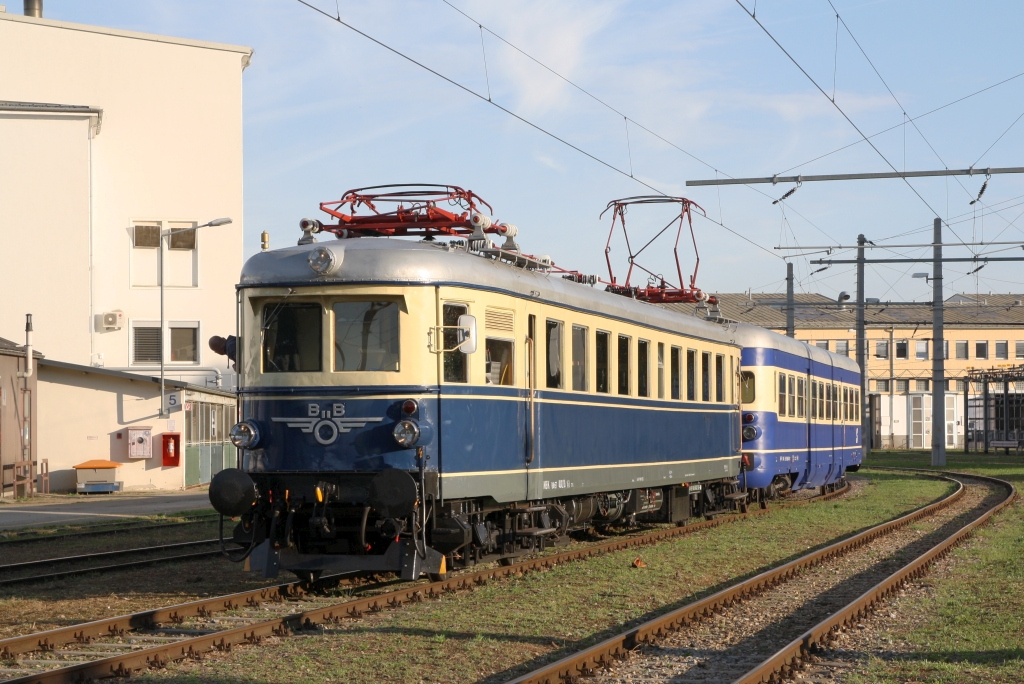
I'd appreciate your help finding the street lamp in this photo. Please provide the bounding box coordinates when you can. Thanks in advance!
[159,217,233,418]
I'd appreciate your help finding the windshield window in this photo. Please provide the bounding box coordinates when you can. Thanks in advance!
[262,303,322,372]
[333,301,400,371]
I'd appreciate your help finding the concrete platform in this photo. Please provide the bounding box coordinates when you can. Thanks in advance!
[0,491,212,530]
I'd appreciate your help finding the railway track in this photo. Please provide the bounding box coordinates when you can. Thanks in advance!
[0,539,224,588]
[0,483,850,683]
[507,469,1014,684]
[0,515,221,547]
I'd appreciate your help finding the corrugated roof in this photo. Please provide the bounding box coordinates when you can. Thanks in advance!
[660,293,1024,330]
[39,359,236,399]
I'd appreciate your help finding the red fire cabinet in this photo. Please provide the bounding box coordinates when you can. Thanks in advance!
[161,433,181,467]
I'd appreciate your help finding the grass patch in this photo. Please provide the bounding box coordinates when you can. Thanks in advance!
[144,471,952,684]
[842,451,1024,683]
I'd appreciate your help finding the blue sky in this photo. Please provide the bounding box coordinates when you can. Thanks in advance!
[45,0,1024,301]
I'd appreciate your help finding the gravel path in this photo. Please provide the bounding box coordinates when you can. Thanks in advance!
[592,475,1001,683]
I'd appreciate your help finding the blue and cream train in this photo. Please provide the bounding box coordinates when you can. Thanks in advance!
[211,234,860,580]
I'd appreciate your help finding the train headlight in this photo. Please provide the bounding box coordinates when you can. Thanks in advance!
[230,421,262,449]
[392,419,421,448]
[741,425,758,442]
[308,246,342,275]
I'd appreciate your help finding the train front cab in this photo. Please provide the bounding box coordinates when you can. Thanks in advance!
[738,346,862,496]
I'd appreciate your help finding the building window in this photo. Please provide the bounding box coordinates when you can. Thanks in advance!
[617,335,630,395]
[916,341,929,360]
[956,379,967,392]
[916,379,930,391]
[896,379,909,392]
[133,224,160,248]
[956,341,968,359]
[943,340,949,360]
[571,326,587,391]
[1017,341,1024,360]
[670,347,681,400]
[133,326,161,364]
[835,340,849,356]
[168,223,197,250]
[976,341,988,360]
[686,350,697,401]
[876,379,890,392]
[815,340,829,351]
[638,340,650,398]
[896,341,908,359]
[875,341,889,359]
[546,320,563,389]
[995,341,1008,360]
[596,331,610,394]
[170,326,198,363]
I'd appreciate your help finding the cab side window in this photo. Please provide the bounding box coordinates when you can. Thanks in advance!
[442,303,468,383]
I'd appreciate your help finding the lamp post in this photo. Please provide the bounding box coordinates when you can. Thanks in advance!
[159,217,233,418]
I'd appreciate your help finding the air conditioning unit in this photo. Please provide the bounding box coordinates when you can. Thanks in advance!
[101,311,124,331]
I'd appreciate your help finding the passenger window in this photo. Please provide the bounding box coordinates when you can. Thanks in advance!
[701,352,711,402]
[571,325,587,391]
[715,354,724,402]
[740,371,755,403]
[596,331,610,393]
[825,384,832,420]
[485,338,514,385]
[442,303,468,383]
[546,319,563,389]
[797,377,805,417]
[843,386,849,420]
[778,371,786,416]
[671,347,682,400]
[638,340,650,397]
[657,343,665,399]
[618,335,630,395]
[333,301,400,372]
[787,375,796,416]
[832,384,838,420]
[262,302,322,373]
[818,381,825,418]
[686,350,696,401]
[811,381,818,419]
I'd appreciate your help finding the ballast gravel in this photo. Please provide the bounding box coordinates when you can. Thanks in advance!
[592,475,1001,683]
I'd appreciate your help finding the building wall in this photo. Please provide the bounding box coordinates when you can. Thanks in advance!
[797,326,1022,450]
[0,12,250,386]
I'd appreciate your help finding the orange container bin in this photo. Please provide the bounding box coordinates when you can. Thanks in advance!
[162,433,181,467]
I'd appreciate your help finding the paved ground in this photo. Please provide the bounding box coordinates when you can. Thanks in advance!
[0,492,212,529]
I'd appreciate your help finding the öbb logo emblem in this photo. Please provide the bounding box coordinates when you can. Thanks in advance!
[271,403,384,445]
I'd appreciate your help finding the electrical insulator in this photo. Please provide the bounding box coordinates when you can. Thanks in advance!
[261,231,270,251]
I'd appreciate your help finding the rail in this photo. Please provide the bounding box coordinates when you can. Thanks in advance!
[0,483,850,682]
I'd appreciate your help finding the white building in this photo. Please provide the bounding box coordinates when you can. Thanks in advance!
[0,6,250,387]
[0,6,250,492]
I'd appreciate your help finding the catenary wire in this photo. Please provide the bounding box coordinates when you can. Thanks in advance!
[295,0,781,259]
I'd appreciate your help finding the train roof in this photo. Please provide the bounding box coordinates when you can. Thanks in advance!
[240,237,744,347]
[729,321,861,374]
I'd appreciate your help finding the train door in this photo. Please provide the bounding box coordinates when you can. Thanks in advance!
[824,362,837,484]
[435,290,528,503]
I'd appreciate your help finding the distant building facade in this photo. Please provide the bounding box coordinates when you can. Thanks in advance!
[0,8,250,492]
[668,293,1024,450]
[0,9,250,387]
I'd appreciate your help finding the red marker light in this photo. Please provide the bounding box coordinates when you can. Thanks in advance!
[402,399,418,415]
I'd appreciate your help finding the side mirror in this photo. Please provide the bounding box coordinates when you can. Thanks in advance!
[457,314,477,354]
